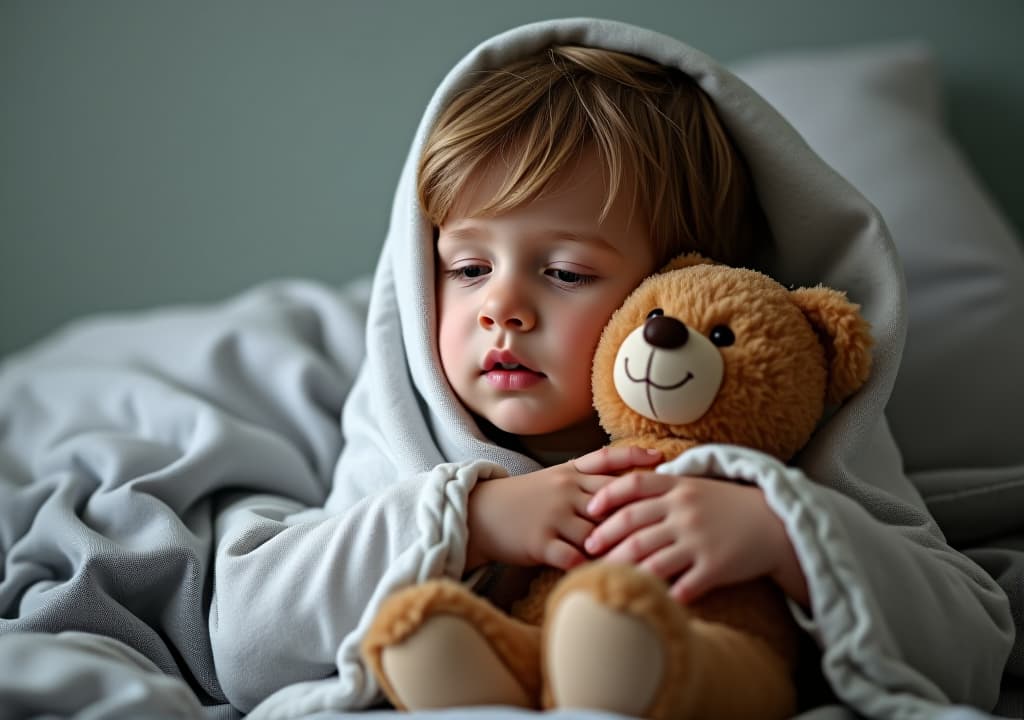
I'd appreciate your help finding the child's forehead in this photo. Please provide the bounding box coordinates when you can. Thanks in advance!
[442,147,645,229]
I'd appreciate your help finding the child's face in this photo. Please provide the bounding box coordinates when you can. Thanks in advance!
[435,148,656,441]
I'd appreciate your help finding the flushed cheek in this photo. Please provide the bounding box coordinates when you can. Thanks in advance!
[437,305,477,382]
[547,314,607,386]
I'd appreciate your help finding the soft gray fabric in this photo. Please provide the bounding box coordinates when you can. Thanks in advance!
[0,632,222,720]
[0,279,371,717]
[0,18,1016,720]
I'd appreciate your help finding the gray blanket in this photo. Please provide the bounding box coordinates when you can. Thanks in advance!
[0,279,370,718]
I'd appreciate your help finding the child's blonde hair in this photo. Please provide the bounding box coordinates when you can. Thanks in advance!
[419,46,770,267]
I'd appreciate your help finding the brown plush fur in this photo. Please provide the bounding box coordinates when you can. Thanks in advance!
[362,254,873,718]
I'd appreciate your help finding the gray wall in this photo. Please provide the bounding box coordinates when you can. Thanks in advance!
[3,0,1023,357]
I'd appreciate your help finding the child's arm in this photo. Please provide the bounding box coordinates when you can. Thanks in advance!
[464,445,663,572]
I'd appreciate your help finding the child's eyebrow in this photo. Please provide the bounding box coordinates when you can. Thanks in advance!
[549,230,617,252]
[439,225,487,243]
[438,224,621,255]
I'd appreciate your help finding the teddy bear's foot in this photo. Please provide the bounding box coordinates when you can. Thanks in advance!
[379,613,532,709]
[362,579,541,710]
[543,563,796,720]
[542,562,690,719]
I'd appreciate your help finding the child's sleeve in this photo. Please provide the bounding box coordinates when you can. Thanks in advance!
[207,459,506,714]
[658,421,1015,717]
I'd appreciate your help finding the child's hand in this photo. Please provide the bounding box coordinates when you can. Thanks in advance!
[464,446,662,572]
[583,473,808,605]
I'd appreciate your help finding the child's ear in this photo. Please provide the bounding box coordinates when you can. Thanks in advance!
[789,287,874,404]
[658,252,716,273]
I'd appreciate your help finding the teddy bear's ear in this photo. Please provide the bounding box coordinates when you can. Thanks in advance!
[658,252,716,273]
[789,287,874,404]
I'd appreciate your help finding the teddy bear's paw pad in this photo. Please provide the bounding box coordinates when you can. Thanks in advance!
[381,613,532,710]
[545,591,665,716]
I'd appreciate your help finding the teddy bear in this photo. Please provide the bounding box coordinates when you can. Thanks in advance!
[361,253,873,719]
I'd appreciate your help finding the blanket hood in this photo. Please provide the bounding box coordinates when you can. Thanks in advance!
[345,17,905,492]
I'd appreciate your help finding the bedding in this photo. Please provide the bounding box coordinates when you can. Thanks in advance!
[0,280,371,719]
[2,19,1023,720]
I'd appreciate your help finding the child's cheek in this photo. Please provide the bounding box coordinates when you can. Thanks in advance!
[558,307,611,370]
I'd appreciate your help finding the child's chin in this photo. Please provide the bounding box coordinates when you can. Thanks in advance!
[484,410,561,438]
[486,409,597,441]
[489,416,551,437]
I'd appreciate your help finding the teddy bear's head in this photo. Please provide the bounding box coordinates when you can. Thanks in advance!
[592,254,873,462]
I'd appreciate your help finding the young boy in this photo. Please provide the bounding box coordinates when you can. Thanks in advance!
[424,45,806,605]
[211,20,1012,719]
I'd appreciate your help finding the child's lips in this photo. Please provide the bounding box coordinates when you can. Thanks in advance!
[480,349,545,389]
[484,367,544,390]
[481,349,543,376]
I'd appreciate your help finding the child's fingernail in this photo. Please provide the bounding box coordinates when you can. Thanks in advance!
[587,499,599,515]
[585,537,598,552]
[645,448,660,456]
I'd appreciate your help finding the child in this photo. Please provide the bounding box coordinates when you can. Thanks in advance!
[211,19,1013,719]
[365,44,811,713]
[424,45,802,597]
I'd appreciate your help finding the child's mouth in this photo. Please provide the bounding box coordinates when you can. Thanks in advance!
[484,363,545,390]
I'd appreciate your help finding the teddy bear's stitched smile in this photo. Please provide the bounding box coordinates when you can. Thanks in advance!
[623,350,694,419]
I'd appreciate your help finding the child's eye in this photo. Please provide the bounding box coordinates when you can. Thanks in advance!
[546,268,596,286]
[444,265,490,281]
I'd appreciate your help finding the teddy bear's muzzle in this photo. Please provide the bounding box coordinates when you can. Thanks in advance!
[613,319,724,425]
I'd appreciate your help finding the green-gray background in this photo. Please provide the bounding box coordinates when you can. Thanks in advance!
[3,0,1022,357]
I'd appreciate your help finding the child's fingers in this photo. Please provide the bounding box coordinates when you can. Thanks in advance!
[586,471,673,517]
[640,544,692,583]
[668,561,712,604]
[584,500,664,555]
[545,540,588,571]
[571,446,662,476]
[599,523,674,564]
[575,473,614,496]
[558,515,596,548]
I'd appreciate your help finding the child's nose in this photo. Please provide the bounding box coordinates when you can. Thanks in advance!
[478,282,536,331]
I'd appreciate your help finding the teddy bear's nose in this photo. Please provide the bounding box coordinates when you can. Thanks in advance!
[644,315,689,349]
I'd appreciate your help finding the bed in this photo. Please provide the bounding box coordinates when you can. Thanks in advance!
[2,2,1024,719]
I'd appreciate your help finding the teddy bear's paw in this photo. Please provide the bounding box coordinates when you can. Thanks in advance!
[542,563,691,719]
[380,613,533,709]
[362,579,542,710]
[545,589,668,716]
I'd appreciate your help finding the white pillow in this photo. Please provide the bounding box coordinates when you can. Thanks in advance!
[733,44,1024,479]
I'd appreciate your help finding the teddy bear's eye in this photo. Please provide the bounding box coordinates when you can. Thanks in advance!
[646,308,664,320]
[709,325,735,347]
